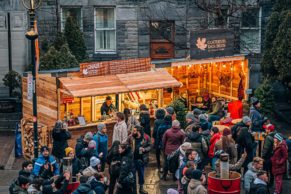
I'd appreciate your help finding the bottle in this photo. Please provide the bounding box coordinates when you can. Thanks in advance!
[103,111,106,120]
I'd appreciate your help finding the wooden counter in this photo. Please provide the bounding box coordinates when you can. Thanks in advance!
[67,119,116,149]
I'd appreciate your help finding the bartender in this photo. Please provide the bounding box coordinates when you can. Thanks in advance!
[100,96,115,115]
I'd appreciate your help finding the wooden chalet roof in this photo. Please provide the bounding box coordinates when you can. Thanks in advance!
[59,69,181,97]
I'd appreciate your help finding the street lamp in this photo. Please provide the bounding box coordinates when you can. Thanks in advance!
[22,0,42,158]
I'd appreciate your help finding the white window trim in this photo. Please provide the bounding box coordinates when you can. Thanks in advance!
[94,7,117,54]
[60,6,83,32]
[240,7,262,54]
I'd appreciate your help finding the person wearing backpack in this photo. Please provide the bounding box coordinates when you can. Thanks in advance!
[185,125,208,170]
[116,143,135,194]
[139,104,151,137]
[162,120,185,181]
[9,175,30,194]
[106,140,121,194]
[93,123,108,171]
[153,108,166,172]
[128,125,151,194]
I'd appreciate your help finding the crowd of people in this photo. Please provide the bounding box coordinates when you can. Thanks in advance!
[9,97,291,194]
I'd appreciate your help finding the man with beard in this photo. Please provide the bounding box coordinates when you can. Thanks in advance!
[128,125,151,194]
[32,146,60,179]
[18,161,33,182]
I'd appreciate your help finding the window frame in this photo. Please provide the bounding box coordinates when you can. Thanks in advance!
[240,7,262,54]
[150,20,175,43]
[60,6,83,31]
[94,7,117,54]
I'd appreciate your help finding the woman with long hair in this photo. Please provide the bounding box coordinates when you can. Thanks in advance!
[107,140,121,194]
[215,128,237,164]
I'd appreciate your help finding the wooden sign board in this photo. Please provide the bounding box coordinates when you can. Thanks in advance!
[80,58,151,77]
[61,92,74,104]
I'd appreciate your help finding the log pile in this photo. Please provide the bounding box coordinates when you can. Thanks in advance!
[21,118,48,160]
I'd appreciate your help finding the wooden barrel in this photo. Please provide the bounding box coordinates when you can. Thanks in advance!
[208,171,241,194]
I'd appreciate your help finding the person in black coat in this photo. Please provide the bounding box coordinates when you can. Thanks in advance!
[90,172,109,194]
[52,121,71,161]
[75,132,94,166]
[18,161,33,182]
[61,147,83,178]
[116,143,134,194]
[139,104,151,137]
[42,172,70,194]
[153,108,166,171]
[72,176,95,194]
[237,127,255,173]
[106,140,121,194]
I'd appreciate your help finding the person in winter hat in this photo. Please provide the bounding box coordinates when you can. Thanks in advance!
[62,147,83,177]
[271,133,288,194]
[32,146,60,179]
[249,97,267,132]
[187,169,207,194]
[166,106,176,120]
[162,120,185,181]
[82,156,101,177]
[244,157,264,193]
[153,108,166,171]
[93,123,109,171]
[72,175,95,194]
[185,112,197,135]
[75,131,94,162]
[167,188,179,194]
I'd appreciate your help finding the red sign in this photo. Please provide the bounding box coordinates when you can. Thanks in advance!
[61,93,74,104]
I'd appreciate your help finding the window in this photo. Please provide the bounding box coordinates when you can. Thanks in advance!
[95,8,116,53]
[61,7,82,31]
[150,21,175,42]
[208,8,229,28]
[240,7,261,53]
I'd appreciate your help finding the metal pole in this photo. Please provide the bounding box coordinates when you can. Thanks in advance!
[7,12,12,97]
[31,36,38,158]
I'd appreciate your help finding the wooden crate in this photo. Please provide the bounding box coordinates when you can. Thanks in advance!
[21,118,48,160]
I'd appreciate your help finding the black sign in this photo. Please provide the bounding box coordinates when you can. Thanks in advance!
[190,29,234,59]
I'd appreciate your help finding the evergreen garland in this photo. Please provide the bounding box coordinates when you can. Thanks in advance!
[254,79,275,116]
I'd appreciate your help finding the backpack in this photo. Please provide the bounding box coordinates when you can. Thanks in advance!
[167,149,180,173]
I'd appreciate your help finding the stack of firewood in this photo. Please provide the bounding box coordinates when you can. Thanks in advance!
[21,119,48,160]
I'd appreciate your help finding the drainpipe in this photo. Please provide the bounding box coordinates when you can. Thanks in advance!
[7,12,12,97]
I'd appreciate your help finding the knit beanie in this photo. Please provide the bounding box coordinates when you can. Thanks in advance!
[274,133,283,142]
[191,169,202,180]
[222,128,231,136]
[88,140,96,149]
[40,146,49,153]
[263,124,275,132]
[186,112,195,121]
[84,132,93,141]
[65,147,74,157]
[97,123,105,131]
[90,156,100,167]
[166,107,175,115]
[167,188,179,194]
[199,114,207,122]
[172,120,180,128]
[251,97,259,106]
[242,116,251,125]
[193,108,202,116]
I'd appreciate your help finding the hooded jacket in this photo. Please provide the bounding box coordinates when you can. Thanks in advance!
[208,133,221,158]
[162,127,185,155]
[271,141,288,175]
[187,179,207,194]
[185,132,208,160]
[249,106,264,131]
[72,183,95,194]
[244,162,259,192]
[93,132,108,162]
[249,178,269,194]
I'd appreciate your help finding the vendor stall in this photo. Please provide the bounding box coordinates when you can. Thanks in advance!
[22,58,181,154]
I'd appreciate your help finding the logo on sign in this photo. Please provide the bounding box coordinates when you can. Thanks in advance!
[196,37,207,50]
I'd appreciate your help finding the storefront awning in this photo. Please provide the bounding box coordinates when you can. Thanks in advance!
[59,69,181,97]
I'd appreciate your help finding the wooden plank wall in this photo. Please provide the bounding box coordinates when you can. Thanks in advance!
[22,74,58,131]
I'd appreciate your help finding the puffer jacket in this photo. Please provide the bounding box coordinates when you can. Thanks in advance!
[249,106,264,131]
[93,132,108,163]
[262,132,276,160]
[32,154,59,177]
[187,179,207,194]
[208,133,221,158]
[244,162,259,192]
[162,127,185,155]
[271,141,288,175]
[10,182,28,194]
[185,132,208,161]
